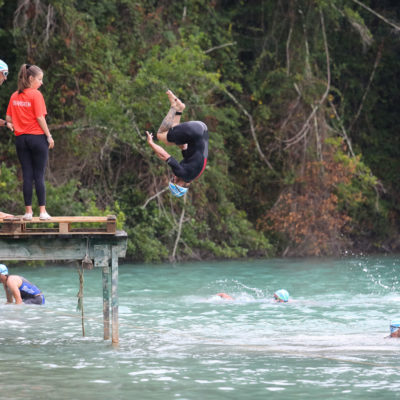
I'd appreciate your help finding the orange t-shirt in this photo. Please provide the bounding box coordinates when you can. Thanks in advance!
[6,88,47,136]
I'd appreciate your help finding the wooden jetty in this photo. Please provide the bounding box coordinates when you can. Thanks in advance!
[0,215,127,344]
[0,215,117,235]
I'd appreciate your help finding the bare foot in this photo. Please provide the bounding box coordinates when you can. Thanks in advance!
[166,89,176,106]
[174,97,186,112]
[166,90,186,112]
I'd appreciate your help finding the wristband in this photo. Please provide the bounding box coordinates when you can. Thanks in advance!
[175,111,182,115]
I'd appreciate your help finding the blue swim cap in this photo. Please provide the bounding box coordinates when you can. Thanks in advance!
[274,289,290,302]
[0,60,8,72]
[390,320,400,333]
[0,264,8,275]
[169,182,188,198]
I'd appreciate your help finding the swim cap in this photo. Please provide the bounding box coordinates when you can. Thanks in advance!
[0,60,8,72]
[390,320,400,333]
[169,182,188,198]
[274,289,290,302]
[0,264,8,275]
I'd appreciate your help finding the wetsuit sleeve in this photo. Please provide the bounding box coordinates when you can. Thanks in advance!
[167,156,185,177]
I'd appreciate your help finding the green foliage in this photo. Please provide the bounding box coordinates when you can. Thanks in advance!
[0,163,22,212]
[0,0,398,259]
[326,137,389,241]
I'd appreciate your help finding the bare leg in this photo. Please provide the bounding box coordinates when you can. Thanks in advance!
[157,90,186,144]
[157,107,177,135]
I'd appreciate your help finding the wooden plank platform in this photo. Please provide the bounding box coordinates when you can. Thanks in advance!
[0,215,117,235]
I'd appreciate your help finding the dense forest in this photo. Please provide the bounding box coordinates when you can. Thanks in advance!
[0,0,399,262]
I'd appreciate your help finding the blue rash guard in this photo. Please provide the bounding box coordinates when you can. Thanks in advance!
[19,277,45,305]
[166,121,208,183]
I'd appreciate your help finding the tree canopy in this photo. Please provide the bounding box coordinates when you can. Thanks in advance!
[0,0,399,261]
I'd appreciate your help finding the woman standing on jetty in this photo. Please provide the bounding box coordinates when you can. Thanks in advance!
[6,64,54,220]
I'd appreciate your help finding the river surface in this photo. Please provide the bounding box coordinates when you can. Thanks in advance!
[1,256,400,399]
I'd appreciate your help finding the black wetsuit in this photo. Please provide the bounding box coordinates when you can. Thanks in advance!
[166,121,208,183]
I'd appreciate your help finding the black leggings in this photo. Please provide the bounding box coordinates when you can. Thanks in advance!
[15,134,48,207]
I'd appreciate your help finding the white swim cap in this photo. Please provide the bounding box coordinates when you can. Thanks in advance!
[274,289,290,302]
[0,60,8,72]
[390,320,400,333]
[0,264,9,275]
[169,181,188,198]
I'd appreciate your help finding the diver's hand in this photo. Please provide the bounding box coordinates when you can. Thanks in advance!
[146,131,154,144]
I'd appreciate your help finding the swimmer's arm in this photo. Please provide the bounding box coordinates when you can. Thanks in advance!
[146,131,171,161]
[6,277,23,304]
[3,282,13,303]
[5,289,13,304]
[217,293,234,300]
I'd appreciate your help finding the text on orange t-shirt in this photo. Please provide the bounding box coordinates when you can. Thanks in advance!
[6,88,47,136]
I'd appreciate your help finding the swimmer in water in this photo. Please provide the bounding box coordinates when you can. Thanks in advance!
[216,293,234,300]
[274,289,290,303]
[388,320,400,338]
[146,90,209,197]
[0,264,45,305]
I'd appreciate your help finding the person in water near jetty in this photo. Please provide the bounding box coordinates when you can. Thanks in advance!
[388,320,400,338]
[0,59,14,219]
[274,289,290,302]
[0,264,45,305]
[216,293,234,300]
[146,90,209,198]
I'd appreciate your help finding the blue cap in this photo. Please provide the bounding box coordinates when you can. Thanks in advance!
[0,264,8,275]
[0,60,8,72]
[390,320,400,333]
[274,289,290,302]
[169,182,188,198]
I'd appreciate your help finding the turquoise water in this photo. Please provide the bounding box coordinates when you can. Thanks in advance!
[1,257,400,399]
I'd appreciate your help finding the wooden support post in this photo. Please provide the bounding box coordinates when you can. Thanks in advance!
[107,215,117,233]
[111,246,119,345]
[59,222,70,234]
[102,265,110,340]
[0,231,127,343]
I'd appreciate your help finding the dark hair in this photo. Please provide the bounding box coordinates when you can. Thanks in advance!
[17,64,43,93]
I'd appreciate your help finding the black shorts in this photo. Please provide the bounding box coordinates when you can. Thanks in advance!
[167,121,208,147]
[23,294,45,305]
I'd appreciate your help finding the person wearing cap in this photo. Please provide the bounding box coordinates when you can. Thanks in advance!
[6,63,54,221]
[388,321,400,338]
[0,59,10,128]
[146,90,208,198]
[0,264,45,305]
[274,289,290,303]
[0,59,14,219]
